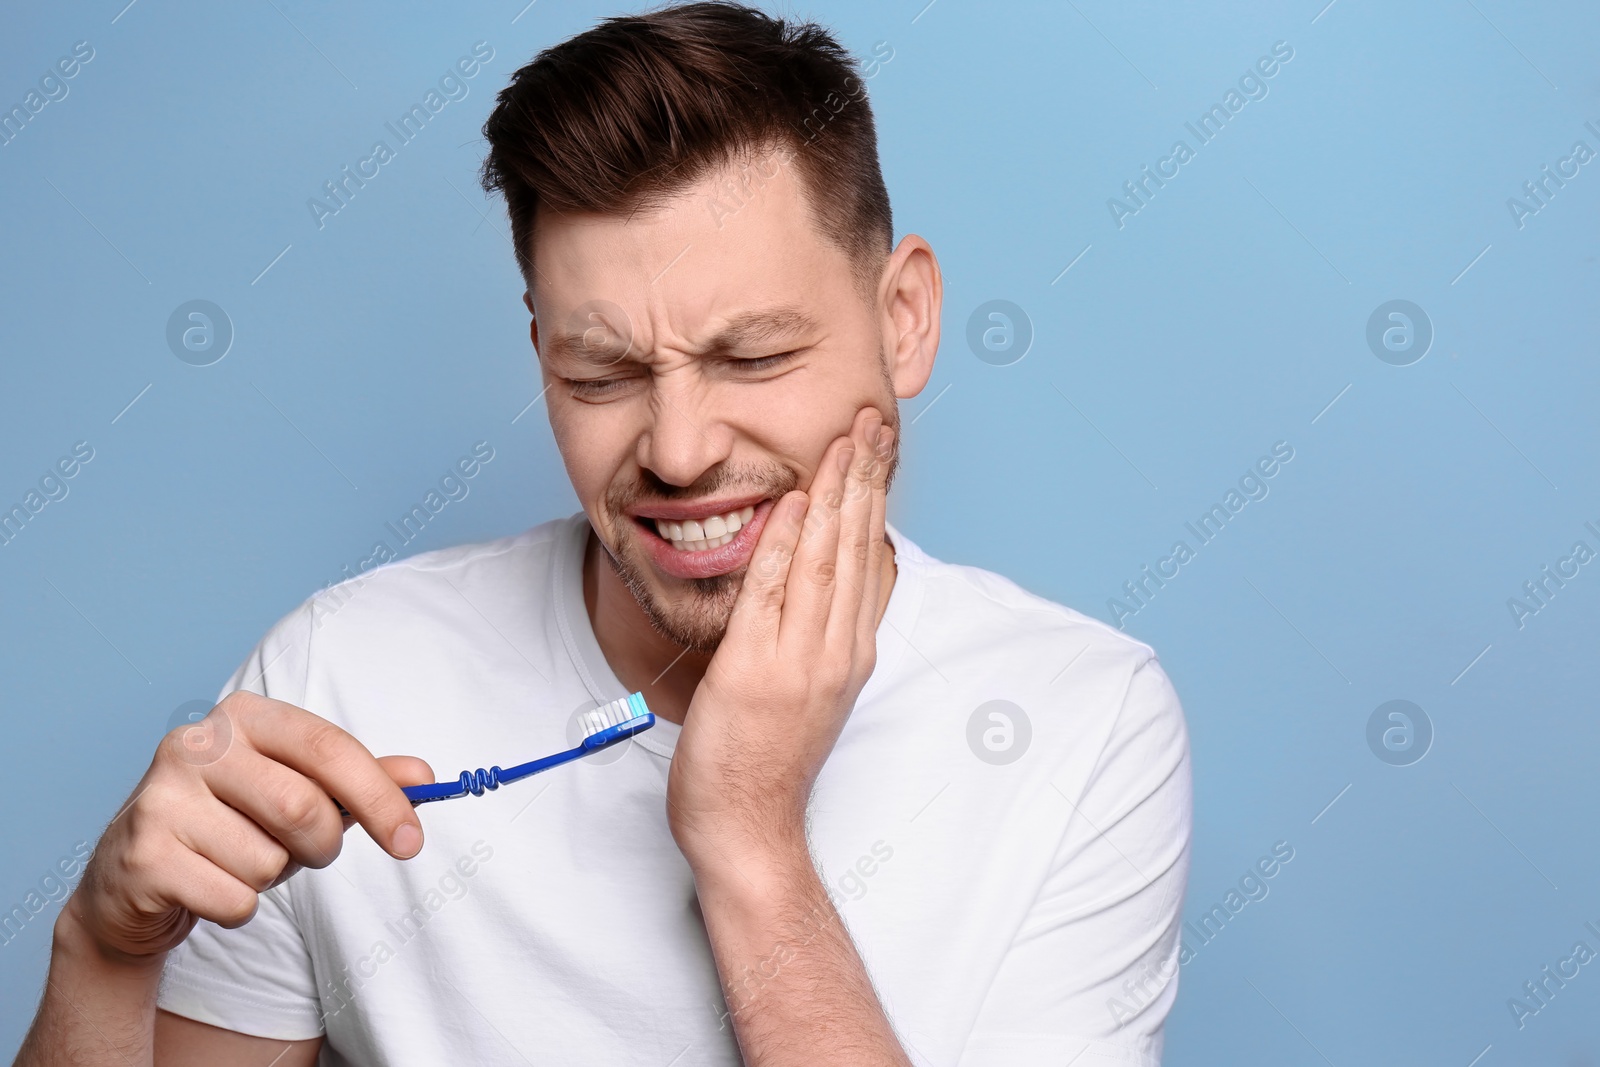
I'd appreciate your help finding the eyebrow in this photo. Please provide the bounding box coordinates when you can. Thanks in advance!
[541,316,636,368]
[697,305,822,359]
[541,303,821,367]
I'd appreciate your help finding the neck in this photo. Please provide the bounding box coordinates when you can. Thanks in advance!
[582,530,897,725]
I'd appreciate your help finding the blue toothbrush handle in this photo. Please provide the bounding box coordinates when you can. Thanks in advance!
[335,712,654,818]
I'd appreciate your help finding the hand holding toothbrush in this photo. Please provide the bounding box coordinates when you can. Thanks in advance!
[63,694,434,962]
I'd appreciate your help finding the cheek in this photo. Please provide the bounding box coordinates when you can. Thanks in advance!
[738,399,820,451]
[733,404,830,488]
[551,405,629,507]
[733,363,882,462]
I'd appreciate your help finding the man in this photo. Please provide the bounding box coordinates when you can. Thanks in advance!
[16,3,1191,1064]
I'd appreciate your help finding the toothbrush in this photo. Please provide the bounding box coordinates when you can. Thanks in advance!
[336,692,654,815]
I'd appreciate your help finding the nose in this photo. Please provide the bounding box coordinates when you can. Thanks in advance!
[637,381,732,488]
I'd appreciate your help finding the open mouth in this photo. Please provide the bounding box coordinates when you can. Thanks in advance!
[649,506,756,552]
[629,498,774,580]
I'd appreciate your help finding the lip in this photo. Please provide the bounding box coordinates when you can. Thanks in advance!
[626,493,770,522]
[632,497,776,580]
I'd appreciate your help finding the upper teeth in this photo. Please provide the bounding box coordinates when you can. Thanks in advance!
[655,507,755,552]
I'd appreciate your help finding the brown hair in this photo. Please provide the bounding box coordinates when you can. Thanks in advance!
[480,1,892,297]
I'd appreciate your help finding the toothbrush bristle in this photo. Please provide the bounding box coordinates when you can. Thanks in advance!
[578,693,646,738]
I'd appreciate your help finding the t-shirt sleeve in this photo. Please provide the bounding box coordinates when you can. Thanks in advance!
[957,655,1194,1067]
[156,599,329,1040]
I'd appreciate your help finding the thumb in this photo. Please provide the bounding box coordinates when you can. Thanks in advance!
[726,491,807,643]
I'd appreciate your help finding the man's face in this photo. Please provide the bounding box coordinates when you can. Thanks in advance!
[528,149,903,652]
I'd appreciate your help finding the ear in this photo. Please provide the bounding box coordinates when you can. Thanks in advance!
[522,290,540,354]
[878,235,941,399]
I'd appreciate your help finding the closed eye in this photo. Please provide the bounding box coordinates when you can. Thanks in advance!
[564,350,802,398]
[728,350,800,374]
[565,375,639,400]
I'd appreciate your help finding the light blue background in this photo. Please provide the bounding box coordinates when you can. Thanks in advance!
[3,1,1597,1062]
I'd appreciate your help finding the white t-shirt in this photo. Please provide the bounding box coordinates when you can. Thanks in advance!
[157,514,1191,1066]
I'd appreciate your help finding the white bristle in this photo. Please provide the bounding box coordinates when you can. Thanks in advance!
[579,695,643,738]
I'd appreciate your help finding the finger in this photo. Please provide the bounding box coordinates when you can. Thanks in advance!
[854,421,894,645]
[342,755,438,832]
[173,795,294,893]
[204,748,346,870]
[229,697,424,859]
[725,490,808,646]
[828,409,883,643]
[154,844,265,930]
[779,434,856,649]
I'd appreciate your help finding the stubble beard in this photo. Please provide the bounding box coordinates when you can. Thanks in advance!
[600,378,901,654]
[600,462,798,654]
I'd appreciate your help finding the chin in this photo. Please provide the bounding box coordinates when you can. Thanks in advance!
[606,534,744,653]
[595,461,799,652]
